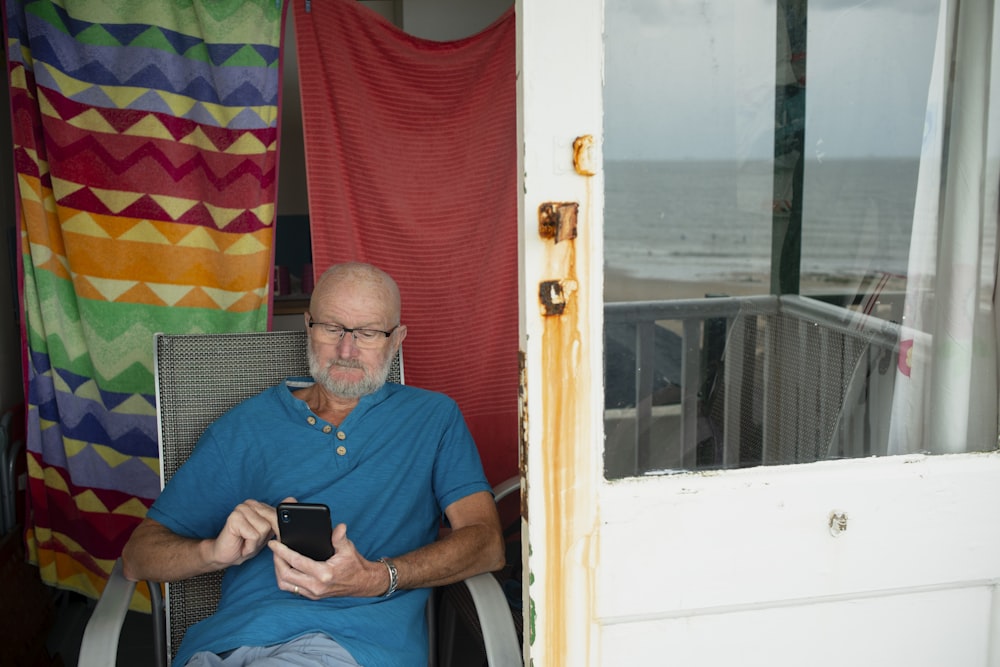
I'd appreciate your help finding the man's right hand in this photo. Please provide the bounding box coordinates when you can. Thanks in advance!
[208,499,280,568]
[122,499,280,583]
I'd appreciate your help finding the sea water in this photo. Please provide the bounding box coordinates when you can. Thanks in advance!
[603,158,920,284]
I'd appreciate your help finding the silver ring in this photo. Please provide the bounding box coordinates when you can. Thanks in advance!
[294,585,299,595]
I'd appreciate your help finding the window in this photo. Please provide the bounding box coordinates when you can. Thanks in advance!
[603,0,998,478]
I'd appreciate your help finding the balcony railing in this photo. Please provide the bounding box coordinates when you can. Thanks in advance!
[603,294,903,479]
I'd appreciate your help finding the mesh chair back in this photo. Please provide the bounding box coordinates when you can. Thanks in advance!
[153,330,402,662]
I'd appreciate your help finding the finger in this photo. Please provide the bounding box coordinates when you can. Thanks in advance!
[266,497,298,537]
[234,501,277,536]
[218,507,269,560]
[269,538,294,565]
[269,539,317,575]
[269,543,299,589]
[269,543,317,599]
[230,512,274,550]
[270,541,294,578]
[330,523,350,551]
[247,500,281,530]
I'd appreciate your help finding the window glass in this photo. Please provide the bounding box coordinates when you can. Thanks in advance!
[800,1,937,310]
[603,0,951,478]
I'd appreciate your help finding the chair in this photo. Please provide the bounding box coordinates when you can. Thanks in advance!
[436,475,523,667]
[79,330,521,666]
[1,410,24,535]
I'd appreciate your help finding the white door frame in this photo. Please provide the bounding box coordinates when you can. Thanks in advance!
[517,0,605,663]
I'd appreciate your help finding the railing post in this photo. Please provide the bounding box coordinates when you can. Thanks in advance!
[634,321,656,474]
[680,320,701,469]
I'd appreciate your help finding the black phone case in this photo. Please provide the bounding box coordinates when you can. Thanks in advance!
[277,502,334,561]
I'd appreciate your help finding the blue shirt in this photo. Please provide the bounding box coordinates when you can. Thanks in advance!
[147,378,491,666]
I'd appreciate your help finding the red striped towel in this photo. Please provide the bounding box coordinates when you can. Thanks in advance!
[295,0,518,484]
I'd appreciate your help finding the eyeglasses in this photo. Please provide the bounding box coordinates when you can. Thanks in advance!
[307,319,398,348]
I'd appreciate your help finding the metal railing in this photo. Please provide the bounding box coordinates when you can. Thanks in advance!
[603,294,903,478]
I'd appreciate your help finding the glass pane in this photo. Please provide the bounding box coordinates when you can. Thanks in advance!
[603,0,946,478]
[604,2,776,303]
[799,1,937,315]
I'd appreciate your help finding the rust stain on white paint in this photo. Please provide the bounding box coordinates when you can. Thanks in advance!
[531,134,598,665]
[539,251,580,665]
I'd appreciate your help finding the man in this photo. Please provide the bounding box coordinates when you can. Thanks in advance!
[123,262,505,666]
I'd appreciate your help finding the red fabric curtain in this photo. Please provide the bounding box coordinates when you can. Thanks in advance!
[294,0,518,485]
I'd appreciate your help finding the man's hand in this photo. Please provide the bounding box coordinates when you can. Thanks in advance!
[122,499,280,583]
[207,499,280,568]
[266,491,505,600]
[269,523,388,599]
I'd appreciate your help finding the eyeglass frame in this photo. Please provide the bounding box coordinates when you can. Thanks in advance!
[306,315,399,346]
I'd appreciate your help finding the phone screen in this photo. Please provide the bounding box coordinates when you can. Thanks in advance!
[277,502,334,561]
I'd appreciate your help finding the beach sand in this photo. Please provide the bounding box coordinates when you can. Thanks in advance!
[603,267,902,303]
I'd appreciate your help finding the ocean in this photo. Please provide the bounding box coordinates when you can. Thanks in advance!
[604,158,921,285]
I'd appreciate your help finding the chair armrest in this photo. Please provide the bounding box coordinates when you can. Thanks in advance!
[492,476,520,503]
[461,572,522,666]
[78,558,135,667]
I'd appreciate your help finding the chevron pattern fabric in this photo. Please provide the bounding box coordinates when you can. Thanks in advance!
[5,0,285,608]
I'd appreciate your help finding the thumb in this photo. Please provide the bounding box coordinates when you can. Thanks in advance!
[331,522,350,551]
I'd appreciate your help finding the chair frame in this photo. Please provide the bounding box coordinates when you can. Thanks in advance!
[1,410,24,536]
[79,330,520,666]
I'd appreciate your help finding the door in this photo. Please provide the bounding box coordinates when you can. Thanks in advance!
[518,1,1000,665]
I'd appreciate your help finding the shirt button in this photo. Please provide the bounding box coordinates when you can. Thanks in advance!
[336,446,347,456]
[337,431,347,440]
[322,425,332,434]
[307,416,317,425]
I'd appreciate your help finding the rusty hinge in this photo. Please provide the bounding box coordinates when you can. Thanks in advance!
[573,135,596,176]
[539,280,568,316]
[538,202,578,244]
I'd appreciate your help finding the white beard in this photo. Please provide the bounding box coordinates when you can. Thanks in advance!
[307,344,394,399]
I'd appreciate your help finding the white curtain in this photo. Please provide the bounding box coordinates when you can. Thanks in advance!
[887,0,999,455]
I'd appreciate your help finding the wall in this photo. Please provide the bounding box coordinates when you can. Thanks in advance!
[0,43,22,416]
[402,0,511,41]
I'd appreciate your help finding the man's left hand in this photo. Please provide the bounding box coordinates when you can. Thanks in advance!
[268,523,389,599]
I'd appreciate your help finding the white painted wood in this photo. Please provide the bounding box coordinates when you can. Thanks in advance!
[601,586,994,666]
[596,453,1000,665]
[517,0,605,664]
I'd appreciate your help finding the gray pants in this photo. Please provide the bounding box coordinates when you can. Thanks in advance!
[185,633,361,667]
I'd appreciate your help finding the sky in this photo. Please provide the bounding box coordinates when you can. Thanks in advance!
[603,0,941,160]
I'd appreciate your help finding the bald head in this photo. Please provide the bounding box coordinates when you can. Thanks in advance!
[310,262,401,326]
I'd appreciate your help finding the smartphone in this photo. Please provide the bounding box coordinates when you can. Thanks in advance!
[277,502,335,561]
